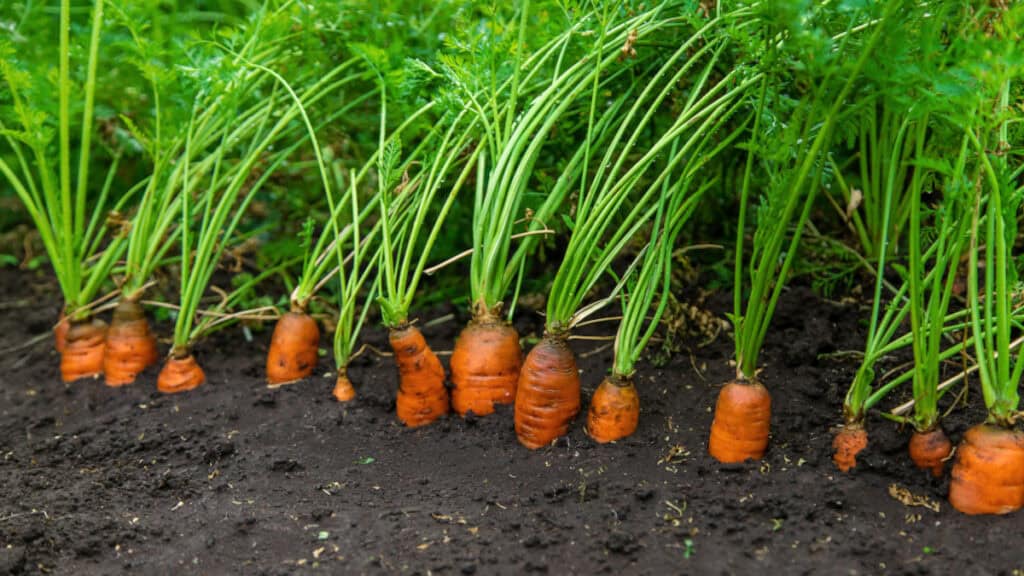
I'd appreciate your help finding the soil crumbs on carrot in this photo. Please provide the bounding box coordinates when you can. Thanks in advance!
[1,268,1022,575]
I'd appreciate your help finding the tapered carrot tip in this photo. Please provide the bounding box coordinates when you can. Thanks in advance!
[54,311,70,354]
[157,354,206,394]
[514,335,580,450]
[587,375,640,444]
[390,326,449,427]
[60,318,108,383]
[104,300,159,387]
[450,319,522,417]
[708,380,771,463]
[266,311,320,385]
[333,372,356,403]
[832,424,868,472]
[949,424,1024,515]
[909,427,952,478]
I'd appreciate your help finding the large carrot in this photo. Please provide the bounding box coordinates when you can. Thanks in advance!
[909,427,952,478]
[450,316,522,417]
[948,424,1024,515]
[514,334,579,449]
[266,310,320,385]
[832,424,868,472]
[60,318,108,382]
[157,348,206,394]
[390,325,449,427]
[586,374,639,444]
[103,299,159,386]
[708,379,771,463]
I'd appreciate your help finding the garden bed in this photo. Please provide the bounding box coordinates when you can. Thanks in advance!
[1,267,1022,575]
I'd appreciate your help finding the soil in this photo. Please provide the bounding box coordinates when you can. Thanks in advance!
[1,267,1022,576]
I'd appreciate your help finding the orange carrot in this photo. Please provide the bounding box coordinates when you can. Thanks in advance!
[157,349,206,394]
[103,299,159,386]
[708,379,771,463]
[333,369,356,402]
[586,374,639,443]
[266,310,320,385]
[391,325,449,427]
[514,334,580,449]
[909,427,952,478]
[949,424,1024,515]
[60,318,108,382]
[832,423,868,472]
[450,318,522,417]
[54,310,70,353]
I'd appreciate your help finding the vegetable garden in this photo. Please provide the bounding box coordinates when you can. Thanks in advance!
[1,0,1023,573]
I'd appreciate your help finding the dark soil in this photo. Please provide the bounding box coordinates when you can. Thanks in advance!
[1,267,1022,576]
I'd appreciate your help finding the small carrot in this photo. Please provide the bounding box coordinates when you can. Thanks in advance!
[266,310,320,385]
[832,424,868,472]
[60,318,108,383]
[908,427,952,478]
[333,369,356,402]
[104,299,159,386]
[157,348,206,394]
[391,325,449,427]
[708,379,771,463]
[54,310,70,354]
[586,374,639,444]
[949,424,1024,515]
[514,334,580,449]
[450,317,522,417]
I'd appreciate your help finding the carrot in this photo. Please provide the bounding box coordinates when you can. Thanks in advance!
[586,374,639,443]
[450,318,522,417]
[60,318,108,382]
[157,349,206,394]
[391,325,449,427]
[333,369,356,402]
[514,334,580,449]
[266,310,320,385]
[708,379,771,463]
[54,310,69,353]
[949,424,1024,515]
[103,299,159,386]
[909,427,952,478]
[832,424,868,472]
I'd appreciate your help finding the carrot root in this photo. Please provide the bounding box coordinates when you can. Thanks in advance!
[103,300,159,387]
[391,325,449,427]
[708,379,771,463]
[949,424,1024,515]
[586,374,639,444]
[514,334,579,450]
[450,318,522,417]
[157,352,206,394]
[266,311,320,385]
[832,423,868,472]
[60,318,108,383]
[55,310,69,353]
[909,427,952,478]
[333,370,356,403]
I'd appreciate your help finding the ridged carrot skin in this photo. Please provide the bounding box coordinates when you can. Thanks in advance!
[514,334,579,449]
[586,374,640,443]
[266,311,320,385]
[60,318,108,383]
[104,300,159,386]
[157,353,206,394]
[708,380,771,463]
[909,427,952,478]
[333,370,356,402]
[450,319,522,417]
[390,325,449,427]
[949,424,1024,515]
[832,424,868,472]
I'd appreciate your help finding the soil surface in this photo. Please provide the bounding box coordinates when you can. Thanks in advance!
[1,267,1022,576]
